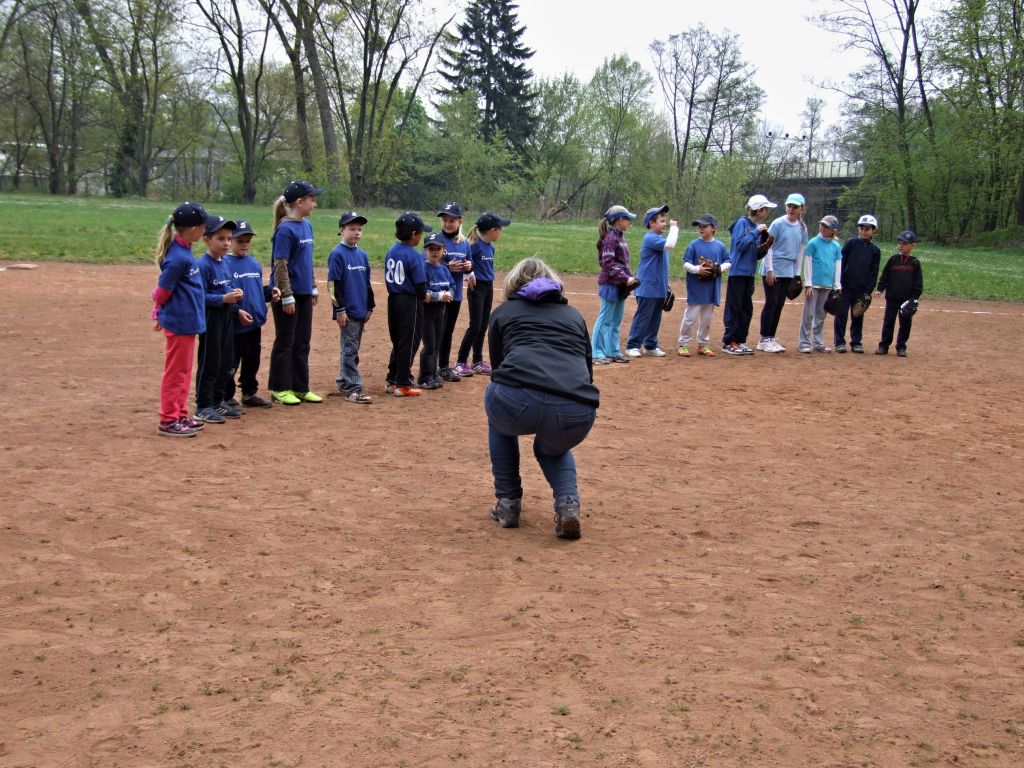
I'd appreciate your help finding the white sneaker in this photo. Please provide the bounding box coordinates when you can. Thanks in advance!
[771,337,786,352]
[643,347,667,357]
[625,348,642,358]
[762,338,783,353]
[739,343,755,355]
[756,339,771,352]
[799,345,812,354]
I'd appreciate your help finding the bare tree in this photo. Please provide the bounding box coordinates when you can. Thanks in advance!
[800,97,825,161]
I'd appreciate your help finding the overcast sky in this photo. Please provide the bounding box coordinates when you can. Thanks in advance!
[456,0,873,134]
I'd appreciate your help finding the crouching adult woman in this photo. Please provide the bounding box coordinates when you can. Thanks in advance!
[484,258,599,540]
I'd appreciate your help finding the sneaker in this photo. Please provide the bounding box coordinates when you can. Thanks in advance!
[593,356,611,365]
[723,343,745,356]
[677,345,691,357]
[385,383,397,394]
[179,415,204,431]
[799,346,812,354]
[771,338,786,352]
[440,367,462,382]
[394,386,422,397]
[431,376,445,388]
[756,339,771,352]
[739,343,755,355]
[835,342,847,353]
[241,394,272,408]
[897,348,908,357]
[814,345,832,353]
[295,391,323,403]
[762,338,784,353]
[158,419,197,438]
[554,497,581,539]
[271,390,301,406]
[471,361,492,375]
[217,401,242,419]
[345,389,373,404]
[611,354,631,364]
[195,406,226,424]
[454,362,474,377]
[875,346,887,355]
[417,378,442,390]
[851,343,864,354]
[643,347,667,357]
[224,398,241,408]
[625,348,642,358]
[490,498,521,528]
[698,345,715,357]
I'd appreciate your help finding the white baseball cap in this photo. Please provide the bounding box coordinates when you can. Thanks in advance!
[857,214,878,228]
[747,194,777,211]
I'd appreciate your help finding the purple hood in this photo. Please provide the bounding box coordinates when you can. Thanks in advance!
[515,277,563,301]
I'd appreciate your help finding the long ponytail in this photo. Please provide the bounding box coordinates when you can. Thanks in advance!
[154,220,174,267]
[272,197,289,231]
[596,218,609,253]
[467,225,480,245]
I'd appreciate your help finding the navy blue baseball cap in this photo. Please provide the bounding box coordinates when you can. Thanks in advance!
[232,219,256,238]
[423,231,446,248]
[897,229,917,243]
[283,179,324,203]
[692,214,719,228]
[437,201,464,218]
[476,212,511,231]
[204,214,237,235]
[339,210,368,228]
[171,201,207,227]
[395,212,432,237]
[643,204,669,227]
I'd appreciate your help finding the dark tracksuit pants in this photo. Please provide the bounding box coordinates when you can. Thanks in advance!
[438,299,462,370]
[387,293,420,387]
[418,303,446,384]
[458,280,493,365]
[225,327,262,400]
[759,276,796,338]
[722,276,755,345]
[626,296,664,351]
[834,286,867,346]
[268,294,314,394]
[195,306,234,410]
[879,297,914,351]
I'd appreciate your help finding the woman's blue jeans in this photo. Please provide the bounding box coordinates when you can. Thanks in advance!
[485,382,596,502]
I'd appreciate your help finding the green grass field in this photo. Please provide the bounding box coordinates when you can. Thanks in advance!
[2,192,1022,301]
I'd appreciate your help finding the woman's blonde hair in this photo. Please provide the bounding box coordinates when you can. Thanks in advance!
[502,257,561,300]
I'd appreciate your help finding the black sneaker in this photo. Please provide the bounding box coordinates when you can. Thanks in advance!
[490,498,521,528]
[241,394,272,408]
[225,398,241,408]
[217,401,242,419]
[439,367,461,383]
[835,342,847,353]
[851,343,864,354]
[417,378,442,390]
[875,346,888,355]
[554,497,581,539]
[195,406,225,424]
[897,348,908,357]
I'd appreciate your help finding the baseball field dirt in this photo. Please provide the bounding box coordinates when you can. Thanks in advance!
[2,263,1022,767]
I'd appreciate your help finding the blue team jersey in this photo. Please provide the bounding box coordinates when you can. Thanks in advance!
[470,239,495,282]
[327,242,373,319]
[198,253,235,310]
[683,238,729,306]
[804,235,842,287]
[425,260,454,296]
[728,216,761,277]
[441,232,471,301]
[156,240,206,336]
[384,242,427,295]
[226,253,268,333]
[271,219,316,295]
[635,231,672,299]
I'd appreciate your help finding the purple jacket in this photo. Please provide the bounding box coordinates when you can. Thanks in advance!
[597,229,633,286]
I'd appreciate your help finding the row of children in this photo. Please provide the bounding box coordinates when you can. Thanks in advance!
[591,195,924,362]
[151,180,511,437]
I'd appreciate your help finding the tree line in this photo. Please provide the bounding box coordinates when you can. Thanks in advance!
[2,0,1023,241]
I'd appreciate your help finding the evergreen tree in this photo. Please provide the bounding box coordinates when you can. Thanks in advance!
[439,0,536,156]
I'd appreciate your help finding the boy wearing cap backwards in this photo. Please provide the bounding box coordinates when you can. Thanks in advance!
[195,215,244,424]
[723,194,776,355]
[678,214,730,357]
[385,212,430,397]
[418,232,455,389]
[834,214,881,353]
[758,192,809,353]
[625,204,678,357]
[328,211,375,403]
[798,215,843,353]
[875,230,923,357]
[224,220,280,409]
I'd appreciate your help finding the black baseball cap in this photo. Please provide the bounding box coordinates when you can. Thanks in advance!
[283,179,324,203]
[897,229,917,243]
[204,214,237,235]
[339,210,368,228]
[232,219,256,238]
[437,201,465,218]
[476,212,511,232]
[171,202,207,228]
[395,212,432,238]
[423,231,446,248]
[692,214,719,228]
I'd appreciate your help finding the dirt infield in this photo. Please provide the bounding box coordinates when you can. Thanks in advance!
[2,262,1023,767]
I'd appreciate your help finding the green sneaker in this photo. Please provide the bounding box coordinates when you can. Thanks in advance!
[271,390,301,406]
[295,390,323,403]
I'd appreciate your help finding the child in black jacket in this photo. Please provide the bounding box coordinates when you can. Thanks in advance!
[875,230,923,357]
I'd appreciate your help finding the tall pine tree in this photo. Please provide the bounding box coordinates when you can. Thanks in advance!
[439,0,536,156]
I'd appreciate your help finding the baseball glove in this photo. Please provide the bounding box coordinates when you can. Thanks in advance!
[786,276,803,300]
[698,257,721,280]
[851,293,872,318]
[899,298,919,319]
[757,230,775,257]
[662,289,675,312]
[823,289,843,316]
